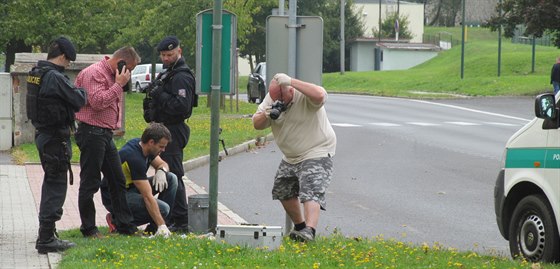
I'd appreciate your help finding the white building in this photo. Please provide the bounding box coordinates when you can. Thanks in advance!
[353,0,425,43]
[350,0,437,71]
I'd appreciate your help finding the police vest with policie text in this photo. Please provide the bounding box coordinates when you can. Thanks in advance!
[26,67,74,129]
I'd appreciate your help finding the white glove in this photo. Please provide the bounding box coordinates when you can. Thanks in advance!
[153,169,168,192]
[155,224,171,238]
[274,73,291,87]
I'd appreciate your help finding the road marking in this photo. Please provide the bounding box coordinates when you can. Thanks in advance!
[446,121,481,126]
[334,121,522,128]
[331,123,362,127]
[355,204,370,210]
[409,99,531,122]
[407,122,440,126]
[483,122,521,126]
[368,122,401,127]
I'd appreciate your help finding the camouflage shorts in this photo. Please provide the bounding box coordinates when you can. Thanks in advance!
[271,157,333,210]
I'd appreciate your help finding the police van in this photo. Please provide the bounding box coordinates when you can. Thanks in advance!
[494,93,560,263]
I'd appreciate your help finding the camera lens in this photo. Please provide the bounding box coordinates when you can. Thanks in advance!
[270,109,280,120]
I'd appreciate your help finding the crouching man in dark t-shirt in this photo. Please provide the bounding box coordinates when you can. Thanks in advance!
[101,123,177,237]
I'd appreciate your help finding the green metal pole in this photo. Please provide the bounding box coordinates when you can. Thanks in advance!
[532,36,536,73]
[460,0,465,79]
[209,0,223,232]
[498,0,502,77]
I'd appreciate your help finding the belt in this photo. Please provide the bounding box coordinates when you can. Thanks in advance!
[77,122,112,133]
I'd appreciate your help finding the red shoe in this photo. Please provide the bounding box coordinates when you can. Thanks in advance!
[106,213,117,233]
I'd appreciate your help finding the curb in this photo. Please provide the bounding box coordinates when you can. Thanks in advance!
[183,133,274,171]
[182,133,274,225]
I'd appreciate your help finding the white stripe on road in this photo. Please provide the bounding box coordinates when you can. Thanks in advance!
[483,122,522,126]
[331,123,362,127]
[410,99,532,122]
[368,123,401,127]
[445,121,481,126]
[406,122,440,126]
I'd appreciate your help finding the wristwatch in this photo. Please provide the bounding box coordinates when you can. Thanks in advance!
[158,167,168,173]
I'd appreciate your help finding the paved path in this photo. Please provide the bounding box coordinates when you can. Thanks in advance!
[0,152,247,268]
[0,164,49,268]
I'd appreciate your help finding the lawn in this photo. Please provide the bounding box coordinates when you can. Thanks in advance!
[324,26,558,98]
[56,228,560,269]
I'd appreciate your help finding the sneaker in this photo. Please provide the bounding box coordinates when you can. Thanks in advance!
[290,227,315,242]
[36,238,76,254]
[106,213,117,233]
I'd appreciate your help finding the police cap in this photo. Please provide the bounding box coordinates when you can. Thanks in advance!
[157,36,180,52]
[55,37,76,61]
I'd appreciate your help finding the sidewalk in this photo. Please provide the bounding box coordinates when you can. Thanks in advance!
[0,151,249,268]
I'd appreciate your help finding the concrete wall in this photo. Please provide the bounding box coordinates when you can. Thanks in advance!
[354,1,424,43]
[350,41,376,71]
[380,49,438,70]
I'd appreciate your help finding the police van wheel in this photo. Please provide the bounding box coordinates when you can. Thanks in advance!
[508,195,560,263]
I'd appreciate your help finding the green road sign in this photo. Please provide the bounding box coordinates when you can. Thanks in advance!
[196,9,237,94]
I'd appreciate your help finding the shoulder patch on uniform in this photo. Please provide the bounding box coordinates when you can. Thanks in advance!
[178,89,186,97]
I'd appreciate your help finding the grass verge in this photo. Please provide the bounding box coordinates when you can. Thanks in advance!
[56,229,558,269]
[14,94,268,163]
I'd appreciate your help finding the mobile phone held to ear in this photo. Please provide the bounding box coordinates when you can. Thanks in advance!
[117,60,127,74]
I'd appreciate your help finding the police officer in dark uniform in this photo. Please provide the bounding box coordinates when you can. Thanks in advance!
[26,37,87,253]
[144,36,195,233]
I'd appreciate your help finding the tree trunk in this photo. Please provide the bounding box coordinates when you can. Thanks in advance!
[428,0,444,26]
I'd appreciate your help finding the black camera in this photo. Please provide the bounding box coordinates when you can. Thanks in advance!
[270,100,287,120]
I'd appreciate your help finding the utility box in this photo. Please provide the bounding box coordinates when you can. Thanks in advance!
[0,73,12,150]
[216,224,283,250]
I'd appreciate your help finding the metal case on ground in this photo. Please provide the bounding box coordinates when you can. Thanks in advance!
[216,224,283,250]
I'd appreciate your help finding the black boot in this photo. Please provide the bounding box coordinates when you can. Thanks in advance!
[36,225,76,254]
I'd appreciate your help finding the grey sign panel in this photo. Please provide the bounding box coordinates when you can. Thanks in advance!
[0,73,12,118]
[266,16,323,87]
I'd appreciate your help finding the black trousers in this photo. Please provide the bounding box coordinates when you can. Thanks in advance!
[75,123,136,235]
[36,131,71,228]
[161,122,190,225]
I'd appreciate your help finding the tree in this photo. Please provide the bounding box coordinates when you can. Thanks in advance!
[115,0,261,68]
[0,0,128,71]
[426,0,462,26]
[487,0,560,47]
[298,0,365,72]
[376,12,413,40]
[237,0,277,72]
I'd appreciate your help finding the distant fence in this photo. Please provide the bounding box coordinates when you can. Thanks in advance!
[512,36,554,47]
[423,33,461,50]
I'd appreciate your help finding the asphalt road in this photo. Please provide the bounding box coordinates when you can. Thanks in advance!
[188,95,535,256]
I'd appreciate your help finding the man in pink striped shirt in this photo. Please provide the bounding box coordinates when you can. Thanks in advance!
[75,46,140,237]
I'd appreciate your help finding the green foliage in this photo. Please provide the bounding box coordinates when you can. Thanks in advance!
[237,0,277,69]
[0,1,125,53]
[298,0,365,72]
[488,0,560,47]
[376,12,413,40]
[56,229,559,269]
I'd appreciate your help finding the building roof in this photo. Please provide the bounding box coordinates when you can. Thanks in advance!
[354,0,419,4]
[377,42,441,51]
